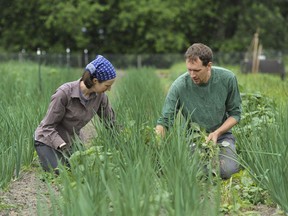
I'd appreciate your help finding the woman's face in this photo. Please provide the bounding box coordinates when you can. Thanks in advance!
[93,78,116,93]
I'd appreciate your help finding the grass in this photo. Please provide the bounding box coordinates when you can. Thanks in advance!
[1,60,288,215]
[236,105,288,212]
[0,61,81,188]
[36,67,221,216]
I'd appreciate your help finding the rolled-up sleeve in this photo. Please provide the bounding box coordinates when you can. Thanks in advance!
[157,83,180,129]
[226,76,242,123]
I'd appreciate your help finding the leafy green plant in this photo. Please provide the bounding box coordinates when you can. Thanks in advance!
[234,92,277,141]
[236,104,288,213]
[69,145,119,177]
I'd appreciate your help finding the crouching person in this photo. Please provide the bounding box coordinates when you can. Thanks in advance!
[34,55,117,174]
[155,43,241,179]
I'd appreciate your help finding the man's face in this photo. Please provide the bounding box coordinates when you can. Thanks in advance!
[186,57,212,85]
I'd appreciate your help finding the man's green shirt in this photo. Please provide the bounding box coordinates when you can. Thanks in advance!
[157,66,242,132]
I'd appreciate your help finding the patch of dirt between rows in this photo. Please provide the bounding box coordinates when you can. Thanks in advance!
[0,167,59,216]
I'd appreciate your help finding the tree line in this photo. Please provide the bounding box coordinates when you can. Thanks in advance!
[0,0,287,54]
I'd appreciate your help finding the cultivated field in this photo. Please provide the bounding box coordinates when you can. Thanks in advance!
[0,60,288,215]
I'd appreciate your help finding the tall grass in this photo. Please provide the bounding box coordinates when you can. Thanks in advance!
[5,60,288,214]
[0,61,80,188]
[224,65,288,106]
[112,67,165,122]
[236,104,288,212]
[39,67,221,216]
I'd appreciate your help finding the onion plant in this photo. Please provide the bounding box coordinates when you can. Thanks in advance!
[0,61,80,188]
[236,104,288,212]
[39,67,221,216]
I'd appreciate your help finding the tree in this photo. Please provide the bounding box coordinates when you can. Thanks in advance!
[0,0,287,53]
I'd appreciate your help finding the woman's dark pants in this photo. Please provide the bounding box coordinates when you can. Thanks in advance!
[34,140,69,175]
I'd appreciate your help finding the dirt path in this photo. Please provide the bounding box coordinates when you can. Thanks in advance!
[0,167,57,216]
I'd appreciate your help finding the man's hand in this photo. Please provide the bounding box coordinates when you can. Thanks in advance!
[154,125,165,137]
[154,125,165,148]
[206,117,238,143]
[206,131,220,144]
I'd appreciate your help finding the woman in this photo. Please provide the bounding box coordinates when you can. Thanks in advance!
[34,55,116,174]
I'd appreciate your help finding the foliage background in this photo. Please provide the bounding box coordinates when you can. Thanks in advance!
[0,0,287,54]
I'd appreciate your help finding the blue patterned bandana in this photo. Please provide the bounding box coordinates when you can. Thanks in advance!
[85,55,116,81]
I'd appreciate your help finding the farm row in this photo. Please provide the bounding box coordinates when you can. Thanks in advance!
[0,61,288,215]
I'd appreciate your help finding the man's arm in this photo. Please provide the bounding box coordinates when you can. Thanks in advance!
[156,81,181,137]
[206,74,242,143]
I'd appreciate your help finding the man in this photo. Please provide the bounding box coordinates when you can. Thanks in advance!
[155,43,242,179]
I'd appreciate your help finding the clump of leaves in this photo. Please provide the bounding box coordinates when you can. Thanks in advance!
[69,146,118,176]
[188,123,230,178]
[234,92,276,139]
[220,170,273,215]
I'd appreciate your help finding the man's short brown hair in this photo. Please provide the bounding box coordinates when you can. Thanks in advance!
[185,43,213,66]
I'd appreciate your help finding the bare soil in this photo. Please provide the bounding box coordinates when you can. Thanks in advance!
[0,167,57,216]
